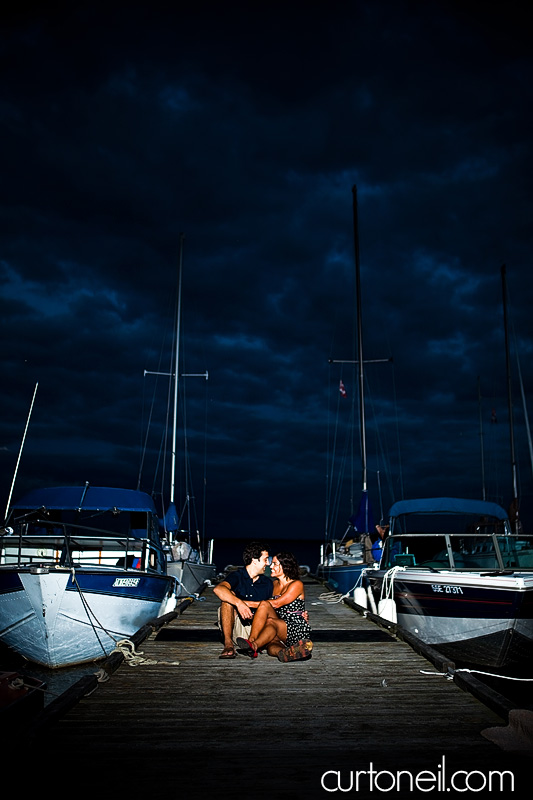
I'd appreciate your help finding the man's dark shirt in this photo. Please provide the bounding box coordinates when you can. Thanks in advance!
[225,567,273,602]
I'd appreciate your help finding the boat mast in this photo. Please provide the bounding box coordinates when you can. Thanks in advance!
[501,264,520,532]
[170,233,184,506]
[352,185,367,495]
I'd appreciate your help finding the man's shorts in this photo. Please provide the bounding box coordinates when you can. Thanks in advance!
[217,605,252,643]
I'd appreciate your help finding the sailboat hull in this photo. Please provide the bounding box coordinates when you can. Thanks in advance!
[0,566,175,668]
[315,562,367,595]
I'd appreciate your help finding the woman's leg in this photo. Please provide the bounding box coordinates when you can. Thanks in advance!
[253,618,287,650]
[266,641,285,658]
[249,601,279,642]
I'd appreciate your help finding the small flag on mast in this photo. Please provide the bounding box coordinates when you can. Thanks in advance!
[339,380,347,398]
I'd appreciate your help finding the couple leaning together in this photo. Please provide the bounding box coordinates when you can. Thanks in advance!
[214,540,313,662]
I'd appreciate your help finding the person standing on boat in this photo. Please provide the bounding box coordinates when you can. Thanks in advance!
[363,523,389,564]
[214,540,273,660]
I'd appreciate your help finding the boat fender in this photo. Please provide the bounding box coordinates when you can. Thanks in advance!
[353,587,367,608]
[172,542,192,561]
[378,598,397,623]
[159,595,178,615]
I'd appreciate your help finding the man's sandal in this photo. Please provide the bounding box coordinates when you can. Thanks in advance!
[219,647,236,659]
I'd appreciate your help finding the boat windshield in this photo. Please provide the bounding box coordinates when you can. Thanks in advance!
[8,508,152,540]
[381,533,533,571]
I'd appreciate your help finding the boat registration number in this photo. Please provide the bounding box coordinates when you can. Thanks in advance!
[431,584,463,594]
[112,578,141,588]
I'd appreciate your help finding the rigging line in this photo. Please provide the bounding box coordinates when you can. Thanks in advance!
[154,369,173,507]
[329,420,352,539]
[138,285,175,492]
[391,361,404,502]
[361,369,396,512]
[325,368,343,535]
[381,326,404,502]
[336,405,356,535]
[326,367,354,537]
[507,285,533,488]
[71,570,118,656]
[137,371,161,492]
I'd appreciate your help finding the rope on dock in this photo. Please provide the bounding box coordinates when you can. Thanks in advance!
[420,668,533,683]
[456,668,533,682]
[318,591,347,603]
[110,638,180,668]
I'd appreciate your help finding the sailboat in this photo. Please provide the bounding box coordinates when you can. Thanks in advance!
[315,186,389,594]
[146,234,217,598]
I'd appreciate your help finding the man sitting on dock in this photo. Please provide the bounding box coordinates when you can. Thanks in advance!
[214,540,273,659]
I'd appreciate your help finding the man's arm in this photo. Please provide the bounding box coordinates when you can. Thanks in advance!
[213,580,253,620]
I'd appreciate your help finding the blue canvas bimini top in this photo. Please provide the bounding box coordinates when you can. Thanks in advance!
[388,497,509,521]
[11,486,158,514]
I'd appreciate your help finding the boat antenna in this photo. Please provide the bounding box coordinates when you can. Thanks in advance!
[501,264,520,532]
[4,382,38,522]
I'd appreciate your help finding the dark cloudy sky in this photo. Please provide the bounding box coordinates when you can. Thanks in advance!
[1,1,532,550]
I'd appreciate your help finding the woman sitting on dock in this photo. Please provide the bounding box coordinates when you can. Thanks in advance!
[237,551,312,662]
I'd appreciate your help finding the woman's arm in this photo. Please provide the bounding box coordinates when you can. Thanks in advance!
[268,579,304,609]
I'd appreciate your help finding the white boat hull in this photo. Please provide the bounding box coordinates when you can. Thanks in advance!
[0,567,175,668]
[365,568,533,667]
[167,560,216,597]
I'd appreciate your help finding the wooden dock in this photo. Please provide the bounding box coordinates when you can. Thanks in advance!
[20,577,528,797]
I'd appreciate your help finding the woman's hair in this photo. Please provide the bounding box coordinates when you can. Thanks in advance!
[276,551,300,580]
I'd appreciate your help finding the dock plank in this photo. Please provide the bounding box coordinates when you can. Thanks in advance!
[25,578,528,797]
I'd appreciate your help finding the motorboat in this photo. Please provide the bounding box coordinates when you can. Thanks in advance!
[0,484,177,668]
[360,497,533,667]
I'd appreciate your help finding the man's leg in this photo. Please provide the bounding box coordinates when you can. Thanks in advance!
[218,602,237,657]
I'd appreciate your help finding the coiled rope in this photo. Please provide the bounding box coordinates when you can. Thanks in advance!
[318,590,346,604]
[110,639,180,668]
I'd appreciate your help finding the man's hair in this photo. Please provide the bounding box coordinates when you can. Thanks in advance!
[243,540,270,565]
[276,551,300,580]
